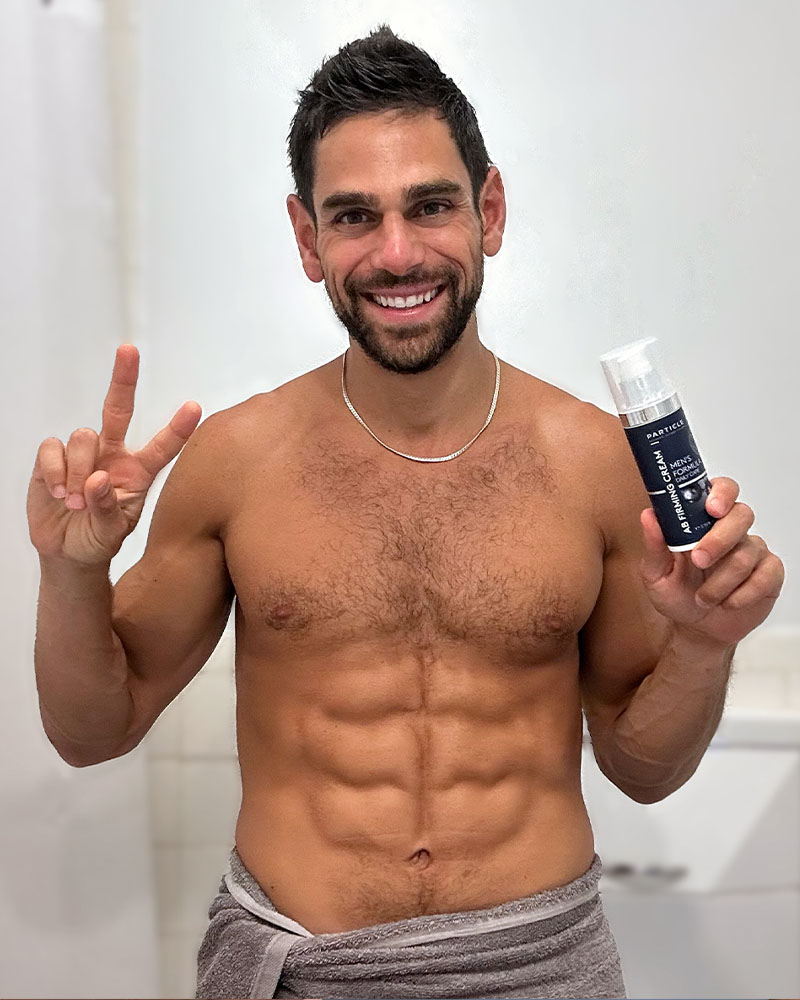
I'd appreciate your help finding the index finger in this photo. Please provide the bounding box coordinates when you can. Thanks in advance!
[100,344,139,446]
[706,476,740,517]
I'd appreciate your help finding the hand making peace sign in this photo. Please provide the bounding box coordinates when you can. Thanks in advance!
[27,345,202,566]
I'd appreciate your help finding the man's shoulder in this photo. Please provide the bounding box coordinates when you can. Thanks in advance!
[205,355,341,443]
[503,360,621,448]
[504,362,643,554]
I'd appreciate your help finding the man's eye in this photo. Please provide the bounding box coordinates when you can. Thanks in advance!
[333,202,450,226]
[335,210,369,225]
[419,201,450,217]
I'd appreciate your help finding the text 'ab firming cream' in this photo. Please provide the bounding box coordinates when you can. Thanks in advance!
[600,337,716,551]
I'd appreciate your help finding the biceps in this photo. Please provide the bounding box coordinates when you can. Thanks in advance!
[112,533,234,734]
[578,546,670,734]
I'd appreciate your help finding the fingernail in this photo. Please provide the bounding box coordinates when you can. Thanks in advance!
[696,593,714,608]
[66,493,86,510]
[708,496,724,516]
[52,485,66,499]
[693,549,711,569]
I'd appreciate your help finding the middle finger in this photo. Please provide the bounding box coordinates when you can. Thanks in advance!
[692,501,755,570]
[695,536,765,607]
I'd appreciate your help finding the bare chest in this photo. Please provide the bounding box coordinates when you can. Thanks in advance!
[223,434,604,660]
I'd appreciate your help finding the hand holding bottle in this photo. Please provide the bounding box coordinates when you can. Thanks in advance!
[600,338,784,648]
[638,482,784,648]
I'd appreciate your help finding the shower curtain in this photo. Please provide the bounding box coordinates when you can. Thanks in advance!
[0,0,158,996]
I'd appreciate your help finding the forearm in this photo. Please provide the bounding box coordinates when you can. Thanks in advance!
[35,557,135,766]
[602,626,736,802]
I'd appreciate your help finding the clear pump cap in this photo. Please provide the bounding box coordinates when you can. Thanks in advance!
[599,337,676,414]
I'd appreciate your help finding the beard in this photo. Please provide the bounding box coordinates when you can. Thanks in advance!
[323,255,484,375]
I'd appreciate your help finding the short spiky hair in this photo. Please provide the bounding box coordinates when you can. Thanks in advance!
[287,25,492,223]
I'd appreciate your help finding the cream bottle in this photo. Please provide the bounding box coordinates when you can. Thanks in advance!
[600,337,717,551]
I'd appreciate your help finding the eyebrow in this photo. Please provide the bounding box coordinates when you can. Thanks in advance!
[320,179,467,214]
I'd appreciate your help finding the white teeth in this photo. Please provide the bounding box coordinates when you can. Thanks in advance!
[371,286,441,309]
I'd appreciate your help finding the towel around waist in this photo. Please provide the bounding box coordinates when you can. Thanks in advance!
[196,848,626,999]
[225,846,603,944]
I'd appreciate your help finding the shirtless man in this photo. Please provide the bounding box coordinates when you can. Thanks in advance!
[28,25,784,1000]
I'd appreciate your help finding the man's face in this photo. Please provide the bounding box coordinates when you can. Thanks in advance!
[309,111,486,374]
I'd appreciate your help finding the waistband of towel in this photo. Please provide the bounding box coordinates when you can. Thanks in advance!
[222,847,604,948]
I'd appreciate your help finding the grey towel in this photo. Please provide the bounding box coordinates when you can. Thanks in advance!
[196,847,626,999]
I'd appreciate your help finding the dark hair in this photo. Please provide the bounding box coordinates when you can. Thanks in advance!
[287,25,492,224]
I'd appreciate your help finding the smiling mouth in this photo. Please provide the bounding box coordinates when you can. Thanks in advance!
[361,284,446,311]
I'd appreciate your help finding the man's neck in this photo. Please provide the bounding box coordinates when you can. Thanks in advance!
[342,326,498,456]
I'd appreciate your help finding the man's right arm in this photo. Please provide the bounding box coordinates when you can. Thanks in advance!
[27,344,235,767]
[33,408,235,768]
[35,558,135,766]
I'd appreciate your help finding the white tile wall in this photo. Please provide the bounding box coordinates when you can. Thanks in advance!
[147,624,800,999]
[726,668,790,709]
[726,626,800,711]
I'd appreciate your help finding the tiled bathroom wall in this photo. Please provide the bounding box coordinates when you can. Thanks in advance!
[146,623,800,999]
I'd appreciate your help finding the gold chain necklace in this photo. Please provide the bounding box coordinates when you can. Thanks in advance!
[340,348,501,463]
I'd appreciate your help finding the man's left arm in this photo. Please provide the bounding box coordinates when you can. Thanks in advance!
[579,421,785,805]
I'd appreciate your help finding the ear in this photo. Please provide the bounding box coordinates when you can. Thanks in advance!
[287,194,324,283]
[479,166,506,257]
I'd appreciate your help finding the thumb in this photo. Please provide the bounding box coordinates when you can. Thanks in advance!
[639,507,674,585]
[84,471,117,514]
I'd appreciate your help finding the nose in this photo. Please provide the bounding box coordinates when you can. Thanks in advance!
[368,212,426,275]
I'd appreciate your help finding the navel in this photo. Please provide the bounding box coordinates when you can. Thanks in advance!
[407,848,432,868]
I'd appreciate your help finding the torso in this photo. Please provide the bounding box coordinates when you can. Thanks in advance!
[219,357,608,933]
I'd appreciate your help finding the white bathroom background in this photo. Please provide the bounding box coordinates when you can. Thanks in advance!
[2,0,798,998]
[0,0,159,998]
